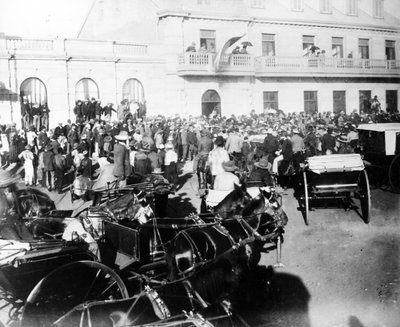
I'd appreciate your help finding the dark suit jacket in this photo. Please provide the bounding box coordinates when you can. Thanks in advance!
[113,142,131,178]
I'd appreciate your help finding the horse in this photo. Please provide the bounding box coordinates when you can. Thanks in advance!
[201,183,253,219]
[200,184,288,268]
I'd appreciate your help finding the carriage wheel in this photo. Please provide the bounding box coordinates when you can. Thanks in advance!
[357,170,371,224]
[21,261,129,327]
[302,171,309,226]
[389,154,400,194]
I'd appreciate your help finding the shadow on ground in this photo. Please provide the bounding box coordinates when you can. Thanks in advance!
[238,269,311,327]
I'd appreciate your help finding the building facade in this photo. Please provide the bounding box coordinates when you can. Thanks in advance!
[0,0,399,127]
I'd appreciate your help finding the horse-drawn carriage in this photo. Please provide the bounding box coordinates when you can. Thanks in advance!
[0,170,288,326]
[298,153,371,225]
[357,123,400,193]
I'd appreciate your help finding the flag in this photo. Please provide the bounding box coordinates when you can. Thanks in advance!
[213,34,246,70]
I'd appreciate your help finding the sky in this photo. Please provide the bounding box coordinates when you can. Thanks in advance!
[0,0,93,38]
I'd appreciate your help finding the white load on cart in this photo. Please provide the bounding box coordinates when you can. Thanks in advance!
[300,153,371,225]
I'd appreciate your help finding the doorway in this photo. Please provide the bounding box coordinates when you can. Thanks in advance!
[201,90,221,117]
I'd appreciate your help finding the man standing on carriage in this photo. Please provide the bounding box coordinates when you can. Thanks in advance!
[225,127,243,168]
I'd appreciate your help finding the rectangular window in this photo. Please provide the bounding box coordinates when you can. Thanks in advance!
[291,0,303,11]
[303,35,315,56]
[358,38,369,59]
[251,0,265,8]
[385,40,396,60]
[200,29,216,53]
[332,37,344,58]
[359,90,371,114]
[333,91,346,114]
[304,91,318,114]
[373,0,384,18]
[386,90,398,113]
[263,92,279,112]
[320,0,332,13]
[347,0,358,15]
[262,34,275,56]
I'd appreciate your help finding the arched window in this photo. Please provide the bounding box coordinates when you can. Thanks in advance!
[20,78,47,105]
[122,78,145,104]
[75,78,99,102]
[201,89,221,117]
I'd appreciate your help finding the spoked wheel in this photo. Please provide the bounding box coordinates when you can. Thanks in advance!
[21,261,129,327]
[356,170,371,224]
[389,154,400,194]
[302,171,309,225]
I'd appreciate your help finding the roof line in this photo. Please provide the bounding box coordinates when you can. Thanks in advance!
[157,11,400,34]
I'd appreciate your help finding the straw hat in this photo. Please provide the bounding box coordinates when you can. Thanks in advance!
[153,168,163,174]
[115,130,129,141]
[0,169,20,188]
[254,158,271,170]
[337,135,349,143]
[165,142,174,149]
[222,161,238,172]
[158,144,165,149]
[104,136,112,143]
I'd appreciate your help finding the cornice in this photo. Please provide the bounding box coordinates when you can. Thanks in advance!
[157,10,400,34]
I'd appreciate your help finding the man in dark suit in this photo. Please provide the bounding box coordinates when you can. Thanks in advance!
[113,131,131,184]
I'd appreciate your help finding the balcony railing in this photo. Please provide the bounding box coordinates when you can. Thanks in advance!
[177,53,400,76]
[6,38,54,51]
[177,52,254,74]
[3,38,149,60]
[255,56,400,76]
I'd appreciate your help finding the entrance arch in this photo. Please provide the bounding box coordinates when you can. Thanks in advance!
[75,78,99,102]
[122,78,145,103]
[20,78,48,130]
[122,78,146,119]
[202,90,221,117]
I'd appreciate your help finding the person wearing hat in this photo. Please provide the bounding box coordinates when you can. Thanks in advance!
[213,160,240,192]
[18,144,35,186]
[248,157,273,187]
[263,127,279,164]
[291,129,305,173]
[157,144,166,172]
[208,135,229,188]
[193,127,213,174]
[337,135,354,154]
[43,143,55,191]
[164,142,178,192]
[304,125,318,157]
[113,130,131,183]
[321,127,336,155]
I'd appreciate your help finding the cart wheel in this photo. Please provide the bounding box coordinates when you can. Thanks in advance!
[302,171,309,226]
[389,154,400,194]
[21,261,129,327]
[357,170,371,224]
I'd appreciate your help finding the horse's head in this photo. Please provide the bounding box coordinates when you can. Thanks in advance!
[213,184,252,219]
[241,186,288,238]
[258,186,288,230]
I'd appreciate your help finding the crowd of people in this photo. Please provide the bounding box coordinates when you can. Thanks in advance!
[0,101,400,195]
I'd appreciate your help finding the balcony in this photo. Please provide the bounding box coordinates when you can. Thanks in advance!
[177,52,400,78]
[255,56,400,78]
[177,52,254,76]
